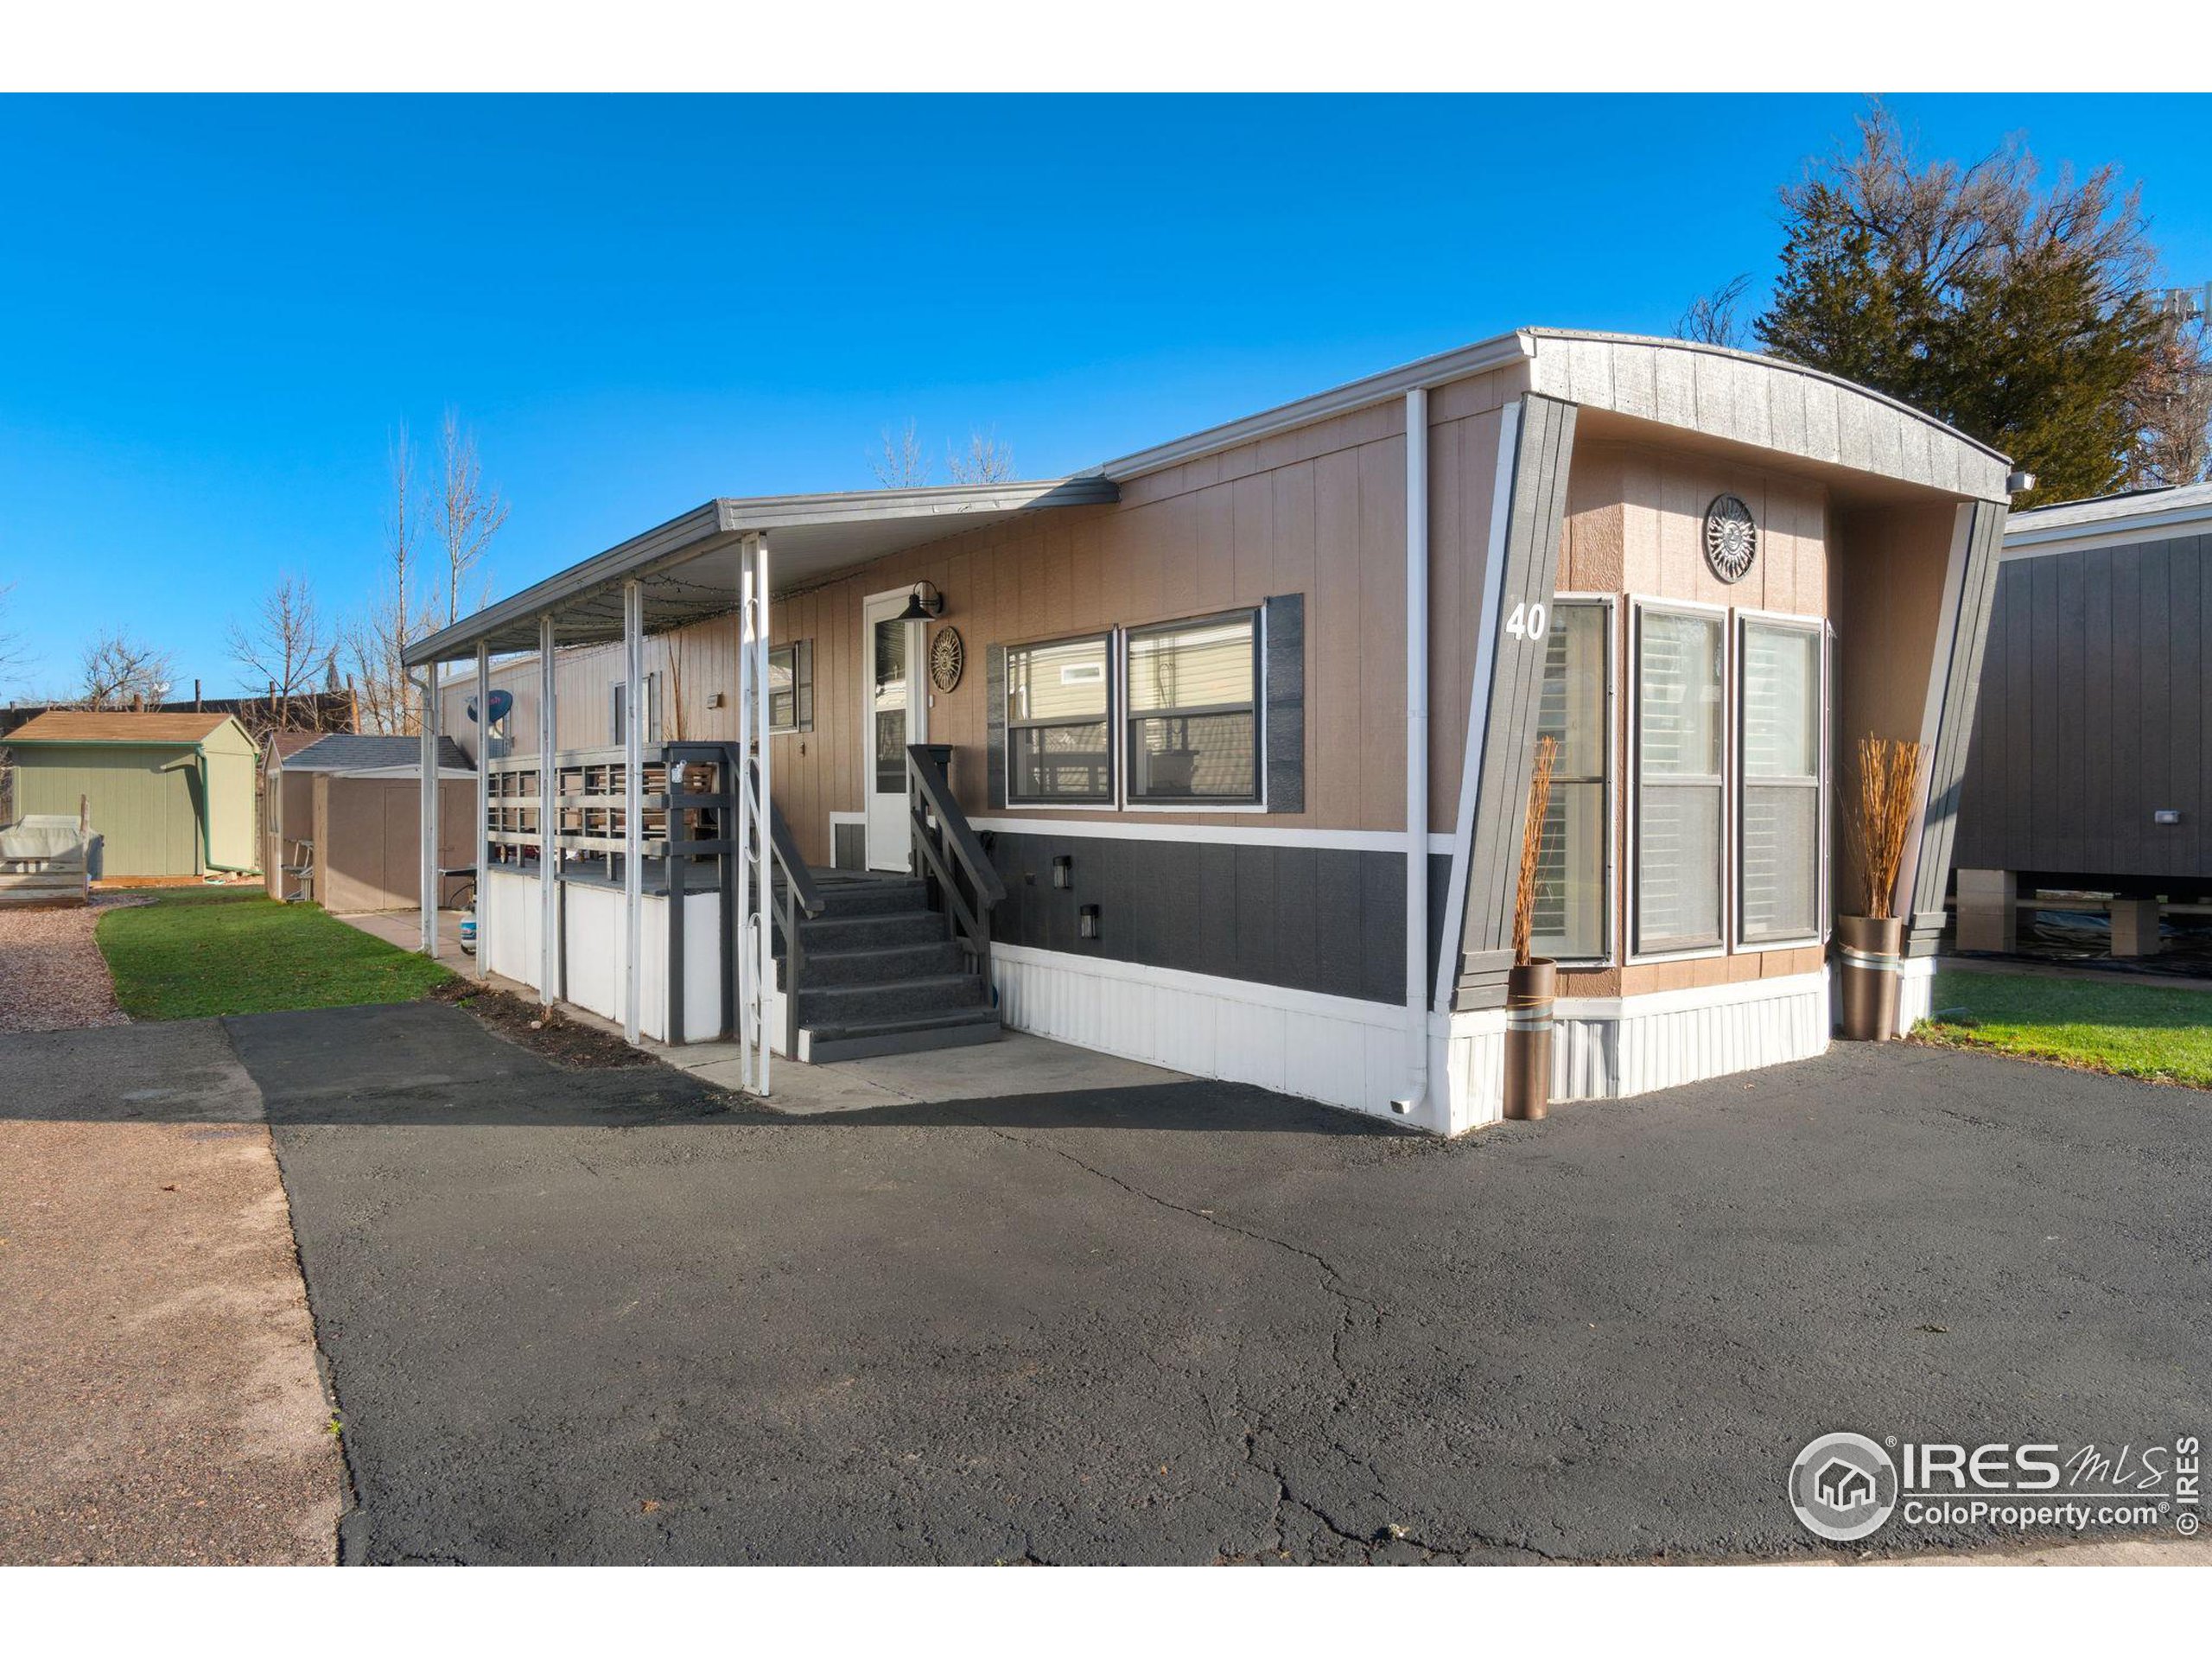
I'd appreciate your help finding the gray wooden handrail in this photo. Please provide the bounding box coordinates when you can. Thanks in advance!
[906,744,1003,976]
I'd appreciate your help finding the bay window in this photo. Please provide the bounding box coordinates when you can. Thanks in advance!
[1530,600,1611,963]
[1737,618,1824,944]
[1633,604,1726,955]
[1006,632,1113,804]
[1125,610,1261,805]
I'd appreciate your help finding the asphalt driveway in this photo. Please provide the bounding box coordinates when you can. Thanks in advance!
[217,1001,2212,1565]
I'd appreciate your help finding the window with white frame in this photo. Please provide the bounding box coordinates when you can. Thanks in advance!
[1737,617,1823,944]
[1530,600,1611,963]
[1006,632,1113,804]
[609,671,662,747]
[769,641,813,735]
[1634,605,1726,955]
[1124,610,1261,805]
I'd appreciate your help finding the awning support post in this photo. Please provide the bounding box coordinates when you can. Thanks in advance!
[538,613,559,1012]
[753,533,773,1096]
[474,641,490,980]
[623,577,645,1046]
[418,668,439,957]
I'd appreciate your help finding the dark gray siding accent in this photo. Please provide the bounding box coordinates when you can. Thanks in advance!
[988,830,1405,1006]
[831,818,867,871]
[1956,526,2209,889]
[1427,851,1452,995]
[1452,393,1578,1010]
[1262,593,1306,813]
[984,644,1007,811]
[1905,500,2007,955]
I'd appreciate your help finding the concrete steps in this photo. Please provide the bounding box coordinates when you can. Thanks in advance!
[779,872,998,1063]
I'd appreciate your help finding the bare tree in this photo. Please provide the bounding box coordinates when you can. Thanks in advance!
[873,418,931,488]
[346,423,438,734]
[78,629,176,709]
[1678,274,1754,348]
[436,406,507,626]
[0,583,26,692]
[945,429,1017,484]
[2126,310,2212,487]
[225,573,331,728]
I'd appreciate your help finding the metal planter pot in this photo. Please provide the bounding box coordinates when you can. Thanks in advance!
[1504,959,1557,1122]
[1837,915,1904,1040]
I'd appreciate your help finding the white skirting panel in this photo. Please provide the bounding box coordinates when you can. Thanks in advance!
[1552,969,1832,1102]
[990,944,1421,1123]
[1895,957,1936,1034]
[1439,1010,1507,1136]
[478,868,722,1044]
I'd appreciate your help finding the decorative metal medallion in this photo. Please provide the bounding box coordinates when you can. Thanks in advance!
[929,625,965,693]
[1703,493,1758,584]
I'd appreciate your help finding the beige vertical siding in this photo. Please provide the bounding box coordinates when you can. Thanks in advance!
[1550,438,1834,1000]
[430,363,1535,868]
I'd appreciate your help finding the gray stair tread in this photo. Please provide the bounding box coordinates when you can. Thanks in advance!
[799,1003,1001,1043]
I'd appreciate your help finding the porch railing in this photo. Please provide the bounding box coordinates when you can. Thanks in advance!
[906,743,1006,982]
[747,758,823,1057]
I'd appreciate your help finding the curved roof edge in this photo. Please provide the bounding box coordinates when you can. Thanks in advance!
[1090,327,2012,502]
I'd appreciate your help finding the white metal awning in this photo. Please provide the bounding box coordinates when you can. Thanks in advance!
[401,478,1117,667]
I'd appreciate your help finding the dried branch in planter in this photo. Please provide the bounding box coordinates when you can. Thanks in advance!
[1513,734,1560,968]
[1845,734,1925,919]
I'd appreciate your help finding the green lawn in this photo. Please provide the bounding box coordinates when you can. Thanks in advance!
[1916,969,2212,1090]
[97,890,451,1020]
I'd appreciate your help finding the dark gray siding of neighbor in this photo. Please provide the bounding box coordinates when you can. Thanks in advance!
[987,831,1434,1007]
[1956,532,2209,883]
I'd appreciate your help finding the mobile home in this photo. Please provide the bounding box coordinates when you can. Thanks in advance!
[407,329,2019,1133]
[1953,480,2212,956]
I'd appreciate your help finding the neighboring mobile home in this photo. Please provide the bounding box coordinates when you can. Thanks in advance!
[2,710,260,878]
[1953,480,2212,956]
[408,329,2021,1134]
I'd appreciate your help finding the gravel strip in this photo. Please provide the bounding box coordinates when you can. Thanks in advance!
[0,1020,346,1564]
[0,896,147,1034]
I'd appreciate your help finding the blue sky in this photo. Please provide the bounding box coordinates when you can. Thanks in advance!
[3,93,2208,698]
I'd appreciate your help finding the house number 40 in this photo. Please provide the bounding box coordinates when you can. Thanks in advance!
[1505,601,1548,641]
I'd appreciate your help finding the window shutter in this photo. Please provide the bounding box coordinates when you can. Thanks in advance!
[1262,593,1305,813]
[985,643,1007,811]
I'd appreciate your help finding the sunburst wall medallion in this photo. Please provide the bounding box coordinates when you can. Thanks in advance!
[1703,493,1758,584]
[929,625,965,692]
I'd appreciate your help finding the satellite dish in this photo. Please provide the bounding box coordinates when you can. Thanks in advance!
[466,689,515,726]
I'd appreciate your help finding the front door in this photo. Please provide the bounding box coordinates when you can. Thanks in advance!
[862,591,922,870]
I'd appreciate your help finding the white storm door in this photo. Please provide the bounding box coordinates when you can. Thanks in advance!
[861,591,924,870]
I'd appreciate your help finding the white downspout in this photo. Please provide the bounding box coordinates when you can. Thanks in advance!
[1393,387,1431,1122]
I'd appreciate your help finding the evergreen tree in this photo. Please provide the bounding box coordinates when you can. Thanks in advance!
[1749,105,2160,505]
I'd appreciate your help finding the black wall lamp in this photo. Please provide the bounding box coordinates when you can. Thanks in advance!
[1052,855,1073,889]
[896,580,947,624]
[1078,904,1101,940]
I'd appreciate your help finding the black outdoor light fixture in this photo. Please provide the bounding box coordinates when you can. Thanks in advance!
[895,580,947,624]
[1078,904,1100,940]
[1052,855,1073,889]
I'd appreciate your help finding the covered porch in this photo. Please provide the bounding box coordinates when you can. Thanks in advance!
[398,479,1114,1097]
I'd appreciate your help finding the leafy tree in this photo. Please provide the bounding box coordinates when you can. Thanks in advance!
[1732,105,2162,505]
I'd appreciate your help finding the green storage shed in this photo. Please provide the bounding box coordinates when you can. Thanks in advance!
[3,710,262,878]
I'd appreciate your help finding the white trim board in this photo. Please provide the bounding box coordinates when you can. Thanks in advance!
[972,817,1455,855]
